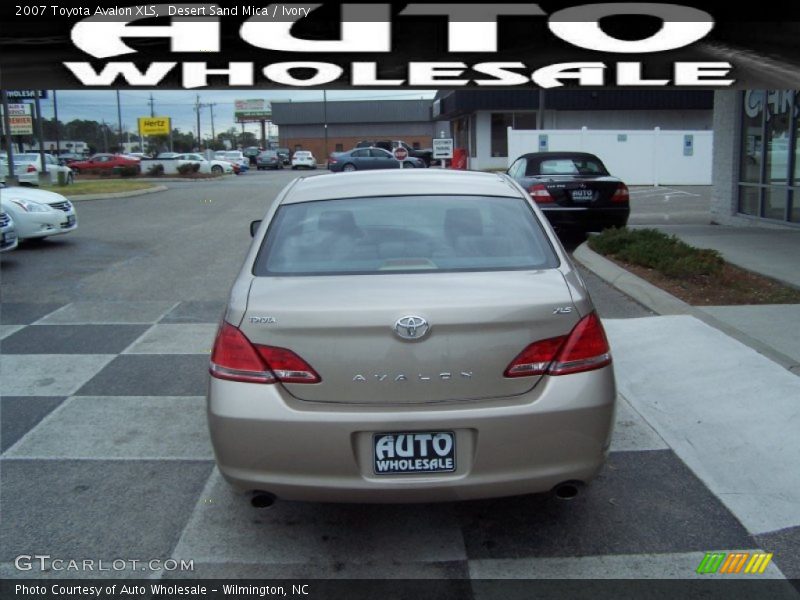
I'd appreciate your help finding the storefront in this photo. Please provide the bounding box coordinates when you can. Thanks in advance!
[712,90,799,228]
[737,90,799,224]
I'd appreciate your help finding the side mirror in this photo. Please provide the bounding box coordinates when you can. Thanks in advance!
[250,220,262,237]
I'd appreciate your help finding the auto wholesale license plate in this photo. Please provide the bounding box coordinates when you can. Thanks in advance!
[373,431,456,475]
[571,189,594,202]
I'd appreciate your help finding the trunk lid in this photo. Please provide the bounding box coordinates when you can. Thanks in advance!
[525,175,621,207]
[242,270,578,404]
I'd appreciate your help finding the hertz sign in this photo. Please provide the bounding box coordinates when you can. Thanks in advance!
[138,117,171,136]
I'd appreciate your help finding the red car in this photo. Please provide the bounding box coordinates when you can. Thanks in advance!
[69,153,140,173]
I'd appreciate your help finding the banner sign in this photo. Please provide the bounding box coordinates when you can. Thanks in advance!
[0,3,799,88]
[2,103,34,135]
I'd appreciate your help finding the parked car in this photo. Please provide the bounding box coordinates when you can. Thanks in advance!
[1,159,40,186]
[328,147,425,172]
[0,185,78,240]
[291,151,316,169]
[256,151,284,170]
[69,153,140,174]
[243,146,262,165]
[275,147,291,165]
[173,153,234,175]
[0,210,19,252]
[215,151,249,173]
[1,153,74,185]
[207,169,616,503]
[356,140,434,166]
[506,152,630,235]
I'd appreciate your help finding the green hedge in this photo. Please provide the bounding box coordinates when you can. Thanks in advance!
[588,228,724,279]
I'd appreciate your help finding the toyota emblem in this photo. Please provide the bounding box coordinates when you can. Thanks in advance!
[393,316,430,340]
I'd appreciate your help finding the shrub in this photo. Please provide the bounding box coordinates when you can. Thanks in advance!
[118,165,140,177]
[56,171,68,186]
[146,163,165,177]
[176,162,201,176]
[589,227,724,279]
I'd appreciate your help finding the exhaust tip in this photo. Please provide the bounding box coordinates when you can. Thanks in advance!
[553,481,583,501]
[250,491,277,508]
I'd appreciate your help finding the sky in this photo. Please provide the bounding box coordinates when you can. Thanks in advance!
[36,89,437,139]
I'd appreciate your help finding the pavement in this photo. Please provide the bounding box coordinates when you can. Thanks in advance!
[1,176,799,587]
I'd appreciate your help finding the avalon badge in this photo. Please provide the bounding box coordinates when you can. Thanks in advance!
[393,315,430,340]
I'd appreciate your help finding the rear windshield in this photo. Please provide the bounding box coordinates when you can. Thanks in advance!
[527,157,608,176]
[254,195,558,276]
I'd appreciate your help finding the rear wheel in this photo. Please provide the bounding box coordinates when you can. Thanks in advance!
[342,163,357,172]
[67,172,74,184]
[212,165,223,175]
[71,167,80,175]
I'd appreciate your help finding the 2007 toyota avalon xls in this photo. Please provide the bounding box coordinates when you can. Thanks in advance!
[208,169,616,504]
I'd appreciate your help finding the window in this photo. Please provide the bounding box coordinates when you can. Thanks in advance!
[412,142,420,150]
[255,195,558,276]
[351,150,369,158]
[528,157,608,177]
[335,143,344,152]
[738,90,799,223]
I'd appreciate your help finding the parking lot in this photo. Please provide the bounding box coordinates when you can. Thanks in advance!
[1,171,797,587]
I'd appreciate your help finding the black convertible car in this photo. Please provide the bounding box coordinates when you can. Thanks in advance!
[506,152,630,235]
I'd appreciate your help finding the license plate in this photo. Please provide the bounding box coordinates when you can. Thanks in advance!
[571,189,594,202]
[373,431,456,475]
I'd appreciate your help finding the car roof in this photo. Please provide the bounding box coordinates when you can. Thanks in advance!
[516,151,602,161]
[283,170,523,204]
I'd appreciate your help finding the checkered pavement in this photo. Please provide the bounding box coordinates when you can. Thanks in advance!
[1,302,798,585]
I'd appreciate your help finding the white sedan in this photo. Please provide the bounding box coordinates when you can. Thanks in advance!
[4,153,74,185]
[0,185,78,241]
[291,150,317,169]
[1,210,18,252]
[174,153,234,175]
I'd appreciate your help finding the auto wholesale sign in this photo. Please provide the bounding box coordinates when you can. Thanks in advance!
[2,103,34,135]
[137,116,171,135]
[4,3,800,89]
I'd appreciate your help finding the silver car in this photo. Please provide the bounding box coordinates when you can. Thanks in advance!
[208,169,616,504]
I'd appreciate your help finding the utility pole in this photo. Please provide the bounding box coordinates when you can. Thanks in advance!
[34,93,47,179]
[194,94,203,150]
[323,89,328,161]
[116,90,123,151]
[53,90,61,156]
[148,93,155,117]
[1,89,18,185]
[208,102,216,147]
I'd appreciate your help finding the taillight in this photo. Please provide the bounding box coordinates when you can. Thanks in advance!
[209,322,320,384]
[611,183,629,204]
[528,184,554,203]
[328,158,338,164]
[26,165,37,173]
[504,313,611,378]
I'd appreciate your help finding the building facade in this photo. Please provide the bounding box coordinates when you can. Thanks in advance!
[271,99,446,160]
[712,90,799,228]
[434,90,713,170]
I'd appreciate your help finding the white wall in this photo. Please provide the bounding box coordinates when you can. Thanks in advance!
[507,128,713,185]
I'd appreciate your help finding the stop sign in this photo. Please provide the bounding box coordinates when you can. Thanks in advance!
[392,147,409,161]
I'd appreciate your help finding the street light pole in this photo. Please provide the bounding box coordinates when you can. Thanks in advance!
[323,89,328,161]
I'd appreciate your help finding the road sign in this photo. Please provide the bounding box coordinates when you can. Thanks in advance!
[1,103,34,135]
[432,138,454,160]
[393,147,409,161]
[138,116,171,135]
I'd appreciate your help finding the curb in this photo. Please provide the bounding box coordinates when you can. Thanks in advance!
[573,241,800,374]
[66,185,169,202]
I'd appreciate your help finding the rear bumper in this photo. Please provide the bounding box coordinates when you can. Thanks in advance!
[542,206,629,232]
[208,366,616,503]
